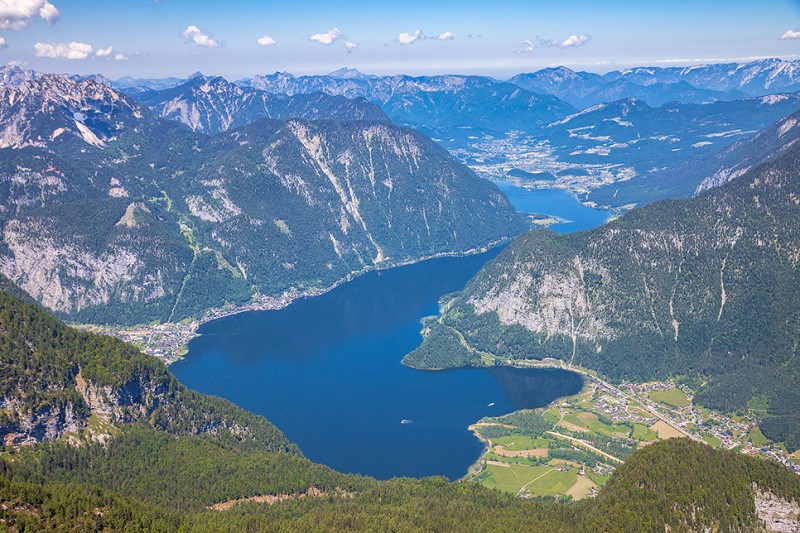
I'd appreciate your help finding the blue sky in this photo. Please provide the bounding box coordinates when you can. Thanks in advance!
[2,0,800,79]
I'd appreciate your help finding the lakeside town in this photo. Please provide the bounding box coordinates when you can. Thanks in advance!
[77,289,306,363]
[468,363,799,501]
[513,358,800,477]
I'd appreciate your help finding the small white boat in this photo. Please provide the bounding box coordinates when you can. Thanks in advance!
[401,419,412,424]
[487,402,495,407]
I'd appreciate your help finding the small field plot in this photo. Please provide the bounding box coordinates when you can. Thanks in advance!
[632,423,658,442]
[649,387,690,408]
[560,411,631,438]
[650,420,686,439]
[566,476,597,500]
[482,463,577,497]
[747,426,769,446]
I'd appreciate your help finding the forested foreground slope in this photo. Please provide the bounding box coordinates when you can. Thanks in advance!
[406,126,800,449]
[0,288,798,530]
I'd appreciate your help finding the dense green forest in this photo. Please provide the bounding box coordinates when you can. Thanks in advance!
[0,287,798,530]
[0,285,292,452]
[2,437,799,531]
[405,138,800,450]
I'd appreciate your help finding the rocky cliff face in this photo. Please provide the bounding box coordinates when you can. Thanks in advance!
[0,74,141,150]
[0,289,291,450]
[0,74,525,324]
[756,487,800,532]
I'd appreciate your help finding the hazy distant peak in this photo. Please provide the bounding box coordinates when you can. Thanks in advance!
[326,67,375,80]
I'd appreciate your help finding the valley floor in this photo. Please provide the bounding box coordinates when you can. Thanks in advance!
[468,355,800,500]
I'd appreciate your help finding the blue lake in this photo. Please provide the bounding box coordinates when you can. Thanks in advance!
[171,184,608,480]
[171,251,583,480]
[497,183,611,233]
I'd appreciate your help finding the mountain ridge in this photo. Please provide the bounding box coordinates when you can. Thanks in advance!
[0,74,526,325]
[405,119,800,449]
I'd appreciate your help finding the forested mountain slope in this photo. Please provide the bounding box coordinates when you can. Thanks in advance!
[406,127,800,449]
[0,75,525,324]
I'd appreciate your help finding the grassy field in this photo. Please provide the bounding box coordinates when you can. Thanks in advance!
[491,435,549,451]
[543,408,561,425]
[651,420,686,439]
[482,463,578,497]
[87,413,120,437]
[747,426,769,446]
[588,472,611,487]
[559,410,631,439]
[702,434,722,447]
[632,423,658,442]
[649,387,690,408]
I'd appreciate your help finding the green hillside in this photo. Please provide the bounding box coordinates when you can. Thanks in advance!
[405,127,800,450]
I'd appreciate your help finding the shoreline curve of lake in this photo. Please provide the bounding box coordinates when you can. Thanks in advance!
[171,186,607,480]
[171,249,584,480]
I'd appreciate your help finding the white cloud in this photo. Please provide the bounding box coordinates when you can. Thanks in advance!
[34,41,93,59]
[257,35,276,46]
[0,37,6,49]
[397,29,423,45]
[0,0,59,30]
[114,53,127,61]
[344,40,359,52]
[309,27,341,45]
[780,29,800,40]
[95,46,112,57]
[515,39,536,54]
[437,32,454,41]
[181,25,220,48]
[516,34,591,53]
[558,34,590,48]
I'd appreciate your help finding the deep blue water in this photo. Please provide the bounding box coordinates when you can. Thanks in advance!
[171,250,584,480]
[497,183,611,233]
[171,184,609,480]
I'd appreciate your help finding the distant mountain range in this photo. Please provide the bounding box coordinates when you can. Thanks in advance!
[510,67,745,108]
[588,105,800,207]
[0,73,525,324]
[136,75,389,134]
[509,59,800,107]
[99,60,800,210]
[243,72,576,140]
[541,93,800,205]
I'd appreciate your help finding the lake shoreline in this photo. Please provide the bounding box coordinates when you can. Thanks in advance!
[82,236,515,364]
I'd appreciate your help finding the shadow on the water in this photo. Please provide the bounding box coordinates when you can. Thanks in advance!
[488,366,584,410]
[194,248,504,360]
